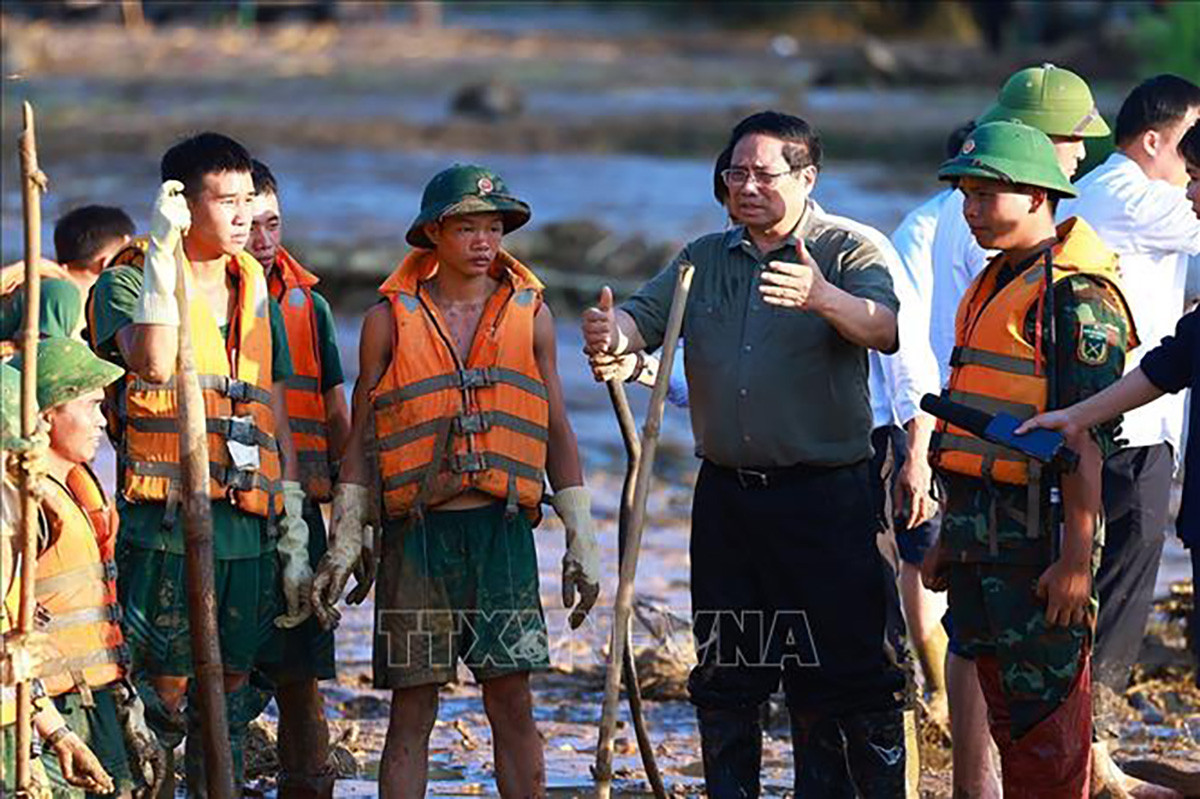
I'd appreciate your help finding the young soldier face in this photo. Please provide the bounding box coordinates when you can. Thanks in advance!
[45,388,106,466]
[726,133,816,231]
[185,170,255,260]
[1048,135,1086,180]
[425,212,504,277]
[248,190,283,270]
[959,176,1049,250]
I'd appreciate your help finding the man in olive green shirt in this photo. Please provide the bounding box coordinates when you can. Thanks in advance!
[583,111,909,796]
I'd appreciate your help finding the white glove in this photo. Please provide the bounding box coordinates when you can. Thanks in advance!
[274,481,313,628]
[310,483,369,630]
[550,486,601,629]
[133,180,190,326]
[345,524,378,605]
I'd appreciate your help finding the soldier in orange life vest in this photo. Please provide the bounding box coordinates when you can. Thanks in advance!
[246,159,351,798]
[9,338,166,797]
[86,132,309,794]
[309,164,600,797]
[1,361,115,797]
[922,121,1138,797]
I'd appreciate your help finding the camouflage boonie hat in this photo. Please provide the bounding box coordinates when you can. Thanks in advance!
[1,362,24,450]
[10,338,124,411]
[406,164,531,250]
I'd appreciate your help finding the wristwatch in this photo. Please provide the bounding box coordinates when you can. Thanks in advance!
[626,352,647,384]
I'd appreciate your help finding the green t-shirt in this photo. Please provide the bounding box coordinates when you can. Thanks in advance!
[90,264,294,559]
[940,271,1132,564]
[0,278,83,341]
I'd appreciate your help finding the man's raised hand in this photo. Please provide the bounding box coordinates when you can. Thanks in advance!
[582,285,618,356]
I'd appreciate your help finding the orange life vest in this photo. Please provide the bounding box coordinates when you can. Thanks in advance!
[95,240,282,519]
[34,465,126,697]
[372,250,549,519]
[0,260,73,360]
[1,542,21,727]
[269,246,332,502]
[932,218,1138,485]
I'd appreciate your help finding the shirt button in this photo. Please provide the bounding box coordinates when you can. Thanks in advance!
[739,388,748,397]
[743,434,752,443]
[743,344,752,353]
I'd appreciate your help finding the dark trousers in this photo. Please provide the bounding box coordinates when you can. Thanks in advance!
[688,459,908,714]
[1095,443,1172,692]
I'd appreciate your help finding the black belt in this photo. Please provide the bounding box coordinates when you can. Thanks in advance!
[704,459,846,489]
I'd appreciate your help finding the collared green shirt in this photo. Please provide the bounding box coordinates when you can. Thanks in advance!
[622,202,900,468]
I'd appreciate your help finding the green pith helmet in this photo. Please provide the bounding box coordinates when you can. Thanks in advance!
[977,63,1110,139]
[938,120,1079,198]
[10,338,124,411]
[406,164,532,250]
[1,362,24,450]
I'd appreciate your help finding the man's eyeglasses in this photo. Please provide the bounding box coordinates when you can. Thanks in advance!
[721,166,803,189]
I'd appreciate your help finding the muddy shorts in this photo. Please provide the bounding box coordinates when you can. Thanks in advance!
[118,541,282,677]
[40,686,135,797]
[373,502,550,689]
[258,501,337,683]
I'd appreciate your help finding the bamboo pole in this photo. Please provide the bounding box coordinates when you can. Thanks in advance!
[604,380,667,799]
[15,99,46,793]
[594,263,694,798]
[172,237,234,797]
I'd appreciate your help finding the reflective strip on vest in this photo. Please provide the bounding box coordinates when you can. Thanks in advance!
[945,390,1038,421]
[34,560,117,599]
[950,346,1039,377]
[381,451,545,492]
[42,603,123,633]
[127,374,273,406]
[40,645,129,679]
[374,367,549,408]
[126,459,281,496]
[287,375,321,393]
[376,411,549,452]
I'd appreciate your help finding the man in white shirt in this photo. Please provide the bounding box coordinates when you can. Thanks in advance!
[1056,76,1200,771]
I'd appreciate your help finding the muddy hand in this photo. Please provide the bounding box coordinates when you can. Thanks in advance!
[582,286,618,356]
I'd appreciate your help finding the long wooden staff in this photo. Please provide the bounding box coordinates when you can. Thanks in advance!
[604,380,667,799]
[15,99,46,794]
[595,263,694,798]
[172,236,234,797]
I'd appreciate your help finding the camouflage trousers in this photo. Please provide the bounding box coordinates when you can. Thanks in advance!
[946,561,1090,739]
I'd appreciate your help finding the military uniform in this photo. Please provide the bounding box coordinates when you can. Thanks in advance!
[931,121,1138,798]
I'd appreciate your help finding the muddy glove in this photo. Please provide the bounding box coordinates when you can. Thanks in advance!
[133,180,190,326]
[345,524,378,606]
[112,679,167,796]
[275,481,314,628]
[550,486,601,629]
[310,483,369,630]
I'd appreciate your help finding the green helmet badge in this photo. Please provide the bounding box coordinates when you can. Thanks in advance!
[406,164,532,250]
[938,120,1079,198]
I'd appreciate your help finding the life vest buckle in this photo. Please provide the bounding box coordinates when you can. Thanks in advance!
[224,378,254,403]
[449,452,488,474]
[454,413,492,435]
[224,469,257,492]
[224,416,258,446]
[458,368,496,390]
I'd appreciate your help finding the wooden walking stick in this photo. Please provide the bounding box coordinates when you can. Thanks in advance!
[172,236,235,798]
[594,263,694,798]
[15,98,46,795]
[604,379,667,799]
